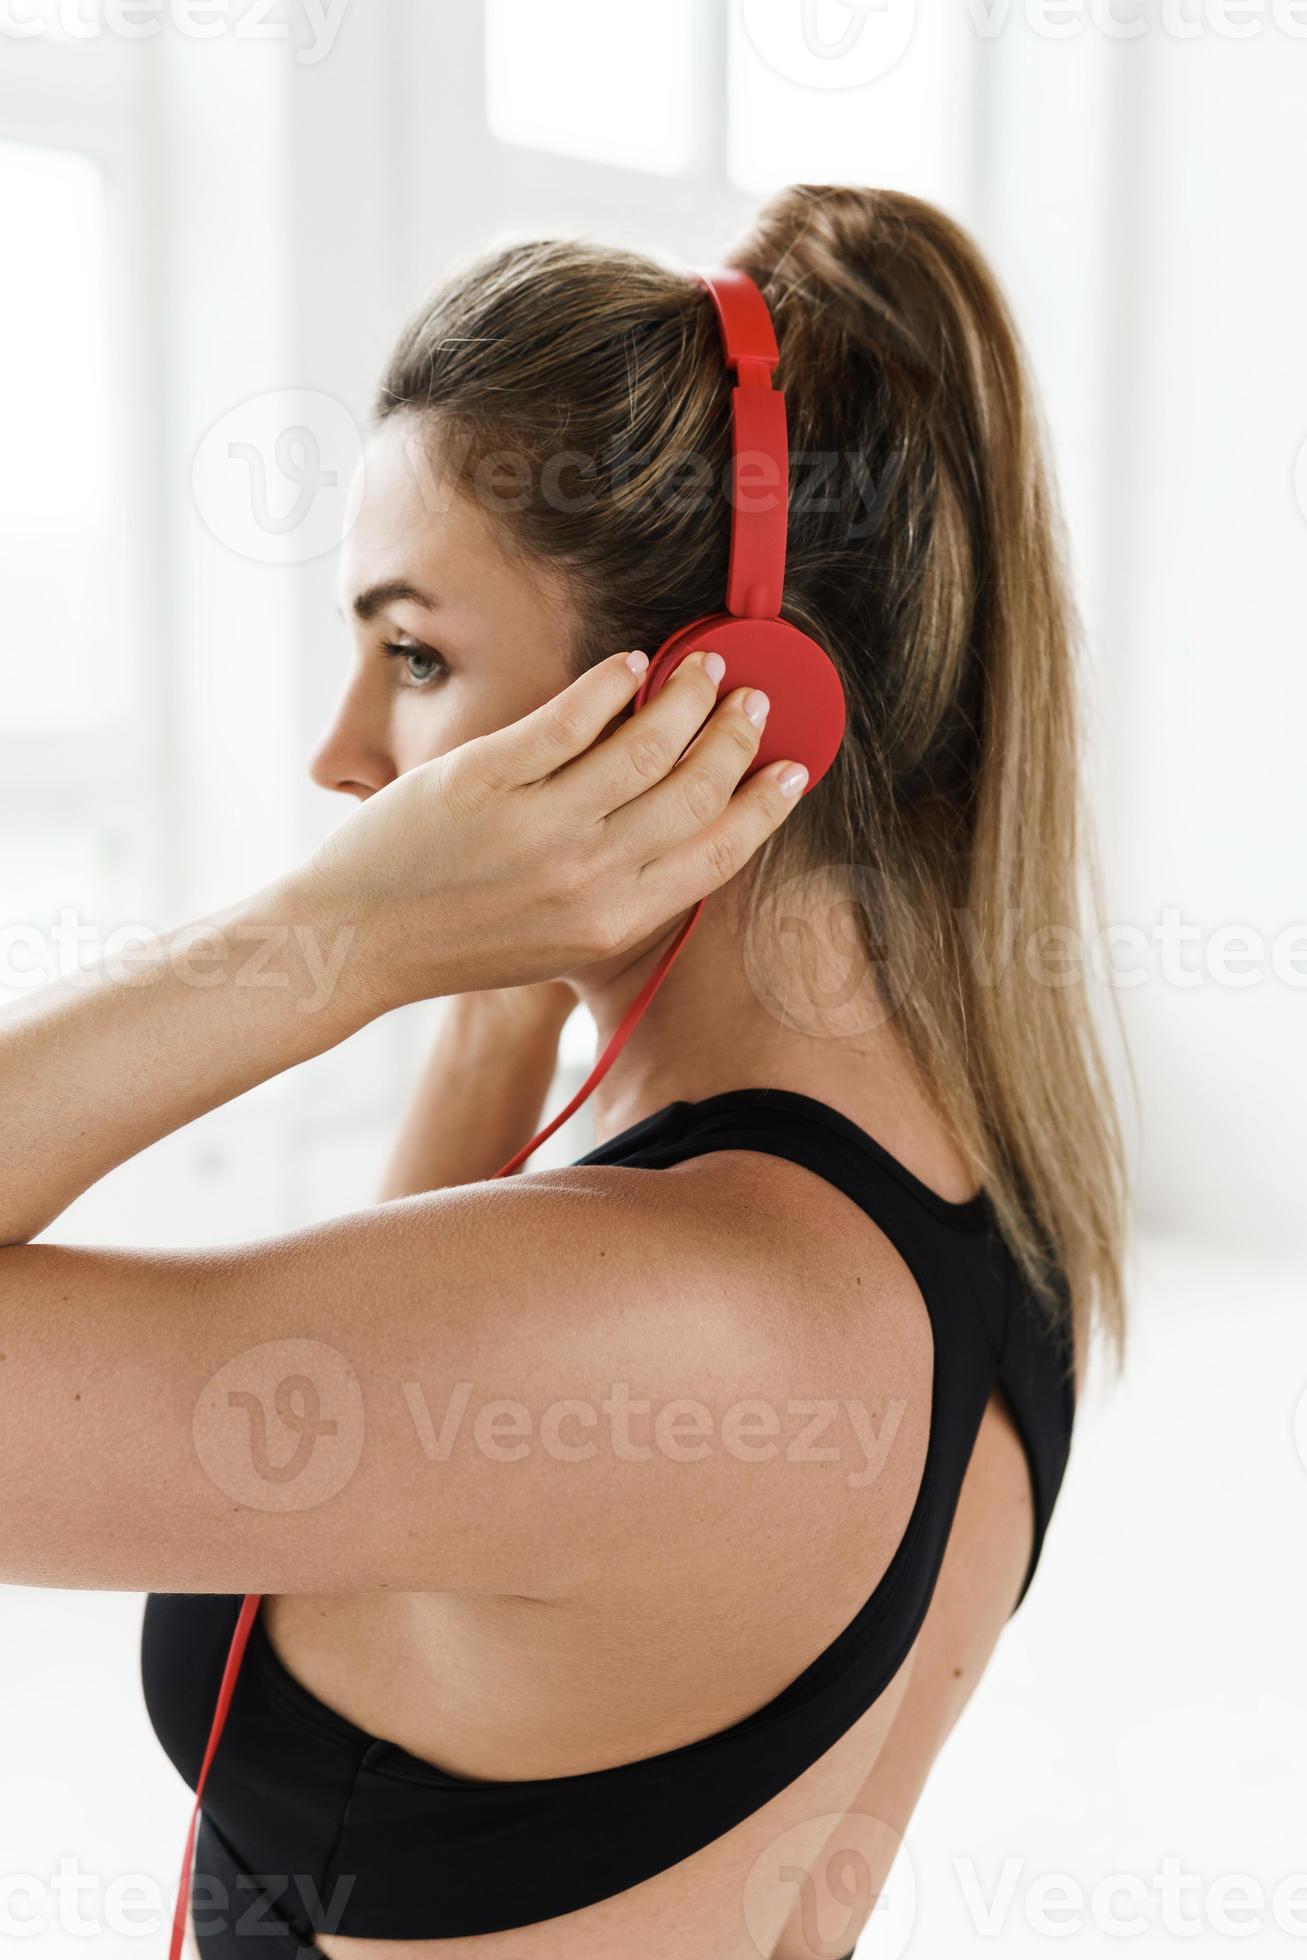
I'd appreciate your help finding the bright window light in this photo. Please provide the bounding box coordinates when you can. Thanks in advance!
[728,0,975,212]
[0,140,121,733]
[485,0,696,177]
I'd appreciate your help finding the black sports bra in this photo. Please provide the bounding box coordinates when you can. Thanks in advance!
[141,1087,1077,1954]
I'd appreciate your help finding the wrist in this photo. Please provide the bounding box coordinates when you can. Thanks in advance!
[443,983,577,1053]
[222,875,397,1037]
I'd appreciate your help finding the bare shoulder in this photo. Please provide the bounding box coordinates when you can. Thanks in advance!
[477,1146,939,1540]
[472,1143,932,1370]
[0,1142,932,1598]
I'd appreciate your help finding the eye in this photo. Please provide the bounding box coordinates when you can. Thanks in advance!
[381,638,450,688]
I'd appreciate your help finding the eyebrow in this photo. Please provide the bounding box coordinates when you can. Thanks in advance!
[350,579,439,622]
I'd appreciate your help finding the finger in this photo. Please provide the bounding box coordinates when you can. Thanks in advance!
[633,758,809,916]
[474,649,653,791]
[605,685,771,863]
[564,650,730,815]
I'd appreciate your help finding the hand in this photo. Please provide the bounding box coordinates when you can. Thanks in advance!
[290,649,804,1018]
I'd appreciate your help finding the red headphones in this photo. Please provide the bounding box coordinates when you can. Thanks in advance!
[167,266,845,1960]
[634,265,846,786]
[488,265,846,1173]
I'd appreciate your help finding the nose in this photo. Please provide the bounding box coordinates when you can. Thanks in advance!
[308,681,396,801]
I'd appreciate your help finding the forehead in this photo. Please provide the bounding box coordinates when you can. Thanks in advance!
[339,415,533,611]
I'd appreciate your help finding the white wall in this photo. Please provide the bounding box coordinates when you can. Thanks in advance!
[965,16,1307,1258]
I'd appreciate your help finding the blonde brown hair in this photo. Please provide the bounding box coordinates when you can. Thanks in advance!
[378,183,1130,1376]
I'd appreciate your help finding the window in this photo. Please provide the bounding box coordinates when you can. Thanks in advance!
[727,1,975,206]
[485,0,697,177]
[0,40,154,1013]
[0,140,118,735]
[482,0,973,213]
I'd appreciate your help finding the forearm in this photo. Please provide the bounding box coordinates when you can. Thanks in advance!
[1,649,796,1240]
[378,993,574,1197]
[0,882,372,1247]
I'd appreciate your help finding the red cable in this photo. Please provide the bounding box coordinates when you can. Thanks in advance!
[488,899,706,1178]
[168,1592,262,1960]
[167,900,706,1958]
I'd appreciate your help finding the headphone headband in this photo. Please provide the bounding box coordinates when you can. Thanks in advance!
[691,266,789,622]
[692,264,780,375]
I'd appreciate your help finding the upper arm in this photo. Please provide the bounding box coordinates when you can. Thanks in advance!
[0,1170,774,1596]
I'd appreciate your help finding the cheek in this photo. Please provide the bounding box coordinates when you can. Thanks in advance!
[393,674,544,772]
[490,645,573,720]
[463,663,573,744]
[389,694,479,773]
[392,640,577,774]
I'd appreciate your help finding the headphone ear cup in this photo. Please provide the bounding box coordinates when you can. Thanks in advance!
[636,614,846,791]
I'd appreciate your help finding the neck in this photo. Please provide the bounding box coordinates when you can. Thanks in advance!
[569,874,915,1152]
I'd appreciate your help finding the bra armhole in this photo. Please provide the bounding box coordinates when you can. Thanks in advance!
[994,1317,1064,1618]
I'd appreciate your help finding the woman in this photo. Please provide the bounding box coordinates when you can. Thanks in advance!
[2,185,1126,1958]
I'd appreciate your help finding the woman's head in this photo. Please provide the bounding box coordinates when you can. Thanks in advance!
[324,182,1127,1368]
[314,416,584,794]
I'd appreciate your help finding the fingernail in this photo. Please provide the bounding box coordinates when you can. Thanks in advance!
[778,763,809,798]
[625,650,649,675]
[703,652,726,686]
[743,689,770,728]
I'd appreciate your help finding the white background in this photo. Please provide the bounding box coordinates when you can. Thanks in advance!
[0,1,1304,1954]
